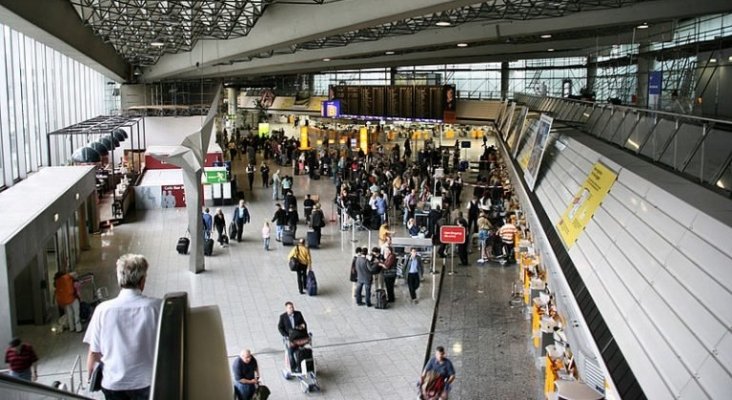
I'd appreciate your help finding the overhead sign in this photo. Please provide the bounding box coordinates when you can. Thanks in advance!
[321,100,341,118]
[204,168,228,184]
[556,162,618,248]
[440,226,466,244]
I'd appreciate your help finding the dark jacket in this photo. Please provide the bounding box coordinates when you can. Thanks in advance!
[272,208,287,225]
[232,207,250,224]
[286,209,299,226]
[278,311,307,337]
[355,255,373,284]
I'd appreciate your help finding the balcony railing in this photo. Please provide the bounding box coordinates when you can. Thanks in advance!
[514,93,732,196]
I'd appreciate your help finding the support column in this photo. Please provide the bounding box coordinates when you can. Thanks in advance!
[182,169,205,274]
[500,61,510,99]
[390,67,397,86]
[636,44,652,107]
[586,55,597,97]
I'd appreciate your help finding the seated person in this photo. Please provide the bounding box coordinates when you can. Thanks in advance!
[232,349,260,400]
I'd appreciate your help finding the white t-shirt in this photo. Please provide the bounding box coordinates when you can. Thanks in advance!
[83,288,162,391]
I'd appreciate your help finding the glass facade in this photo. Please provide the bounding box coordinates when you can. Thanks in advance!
[0,22,113,188]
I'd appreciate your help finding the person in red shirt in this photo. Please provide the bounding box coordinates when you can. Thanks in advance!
[5,337,38,381]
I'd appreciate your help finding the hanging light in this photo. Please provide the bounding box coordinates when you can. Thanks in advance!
[89,141,109,156]
[72,147,101,163]
[112,129,126,142]
[113,128,128,139]
[99,137,114,151]
[108,134,120,148]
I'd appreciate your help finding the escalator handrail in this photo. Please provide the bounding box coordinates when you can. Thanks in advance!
[0,373,92,399]
[150,292,187,400]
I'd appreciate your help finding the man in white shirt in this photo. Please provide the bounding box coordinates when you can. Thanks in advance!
[84,254,162,400]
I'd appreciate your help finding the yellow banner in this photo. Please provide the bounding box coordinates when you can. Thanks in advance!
[359,127,368,154]
[556,162,618,248]
[299,126,309,149]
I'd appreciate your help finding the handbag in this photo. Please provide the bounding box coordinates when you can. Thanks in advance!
[253,384,270,400]
[89,362,103,392]
[289,257,299,272]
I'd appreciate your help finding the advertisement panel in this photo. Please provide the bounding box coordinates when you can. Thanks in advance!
[161,185,186,208]
[556,163,618,248]
[523,114,554,191]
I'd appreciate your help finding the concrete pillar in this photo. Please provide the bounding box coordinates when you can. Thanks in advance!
[182,169,205,274]
[226,87,237,116]
[500,61,510,99]
[636,44,652,107]
[390,67,397,86]
[586,55,597,96]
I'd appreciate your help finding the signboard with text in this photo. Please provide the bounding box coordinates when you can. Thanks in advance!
[556,162,618,248]
[440,226,466,244]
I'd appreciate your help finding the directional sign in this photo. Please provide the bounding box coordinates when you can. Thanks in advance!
[440,226,466,244]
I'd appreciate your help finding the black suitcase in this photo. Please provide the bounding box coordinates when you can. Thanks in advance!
[282,230,295,246]
[306,230,318,248]
[204,238,214,256]
[176,237,190,254]
[459,160,469,172]
[375,289,388,309]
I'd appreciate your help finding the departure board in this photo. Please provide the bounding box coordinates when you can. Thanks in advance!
[329,85,448,120]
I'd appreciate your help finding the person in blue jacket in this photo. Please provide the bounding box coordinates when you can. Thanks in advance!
[232,200,251,242]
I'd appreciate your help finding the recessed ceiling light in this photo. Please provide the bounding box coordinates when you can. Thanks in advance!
[385,51,395,55]
[637,23,649,29]
[612,44,620,48]
[709,58,717,63]
[436,21,452,27]
[547,48,555,52]
[150,41,165,47]
[322,58,331,62]
[541,34,552,39]
[456,43,468,48]
[728,56,732,62]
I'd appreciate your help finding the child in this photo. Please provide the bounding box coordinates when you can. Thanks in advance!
[262,221,271,250]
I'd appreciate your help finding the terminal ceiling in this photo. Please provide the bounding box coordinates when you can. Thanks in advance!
[63,0,732,81]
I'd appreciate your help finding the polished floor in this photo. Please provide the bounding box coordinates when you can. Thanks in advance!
[20,133,538,399]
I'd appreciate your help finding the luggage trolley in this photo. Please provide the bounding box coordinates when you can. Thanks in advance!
[76,272,109,323]
[281,330,320,393]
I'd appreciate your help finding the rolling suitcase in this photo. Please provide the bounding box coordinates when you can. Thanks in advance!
[306,230,318,248]
[306,270,318,296]
[375,289,388,309]
[204,238,214,256]
[282,230,295,246]
[176,237,190,254]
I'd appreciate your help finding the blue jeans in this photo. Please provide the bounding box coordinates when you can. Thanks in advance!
[234,382,255,400]
[102,386,150,400]
[355,281,372,305]
[276,225,284,240]
[9,369,31,381]
[264,237,270,250]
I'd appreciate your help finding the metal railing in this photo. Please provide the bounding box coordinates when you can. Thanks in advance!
[514,93,732,196]
[0,373,92,399]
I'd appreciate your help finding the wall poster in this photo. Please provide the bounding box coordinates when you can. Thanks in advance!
[507,106,529,157]
[523,114,554,191]
[556,163,618,248]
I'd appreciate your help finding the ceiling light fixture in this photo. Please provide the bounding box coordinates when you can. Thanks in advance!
[385,51,395,55]
[547,48,555,52]
[150,41,165,47]
[456,43,468,48]
[436,21,452,27]
[541,34,552,39]
[709,58,717,63]
[322,58,331,62]
[133,66,142,75]
[728,56,732,62]
[637,22,649,29]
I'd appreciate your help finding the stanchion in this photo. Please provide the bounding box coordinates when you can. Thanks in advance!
[449,243,455,275]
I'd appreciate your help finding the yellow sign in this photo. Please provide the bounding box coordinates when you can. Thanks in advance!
[299,126,309,149]
[359,127,368,154]
[556,162,618,248]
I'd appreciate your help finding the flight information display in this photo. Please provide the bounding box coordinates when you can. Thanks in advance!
[329,84,452,120]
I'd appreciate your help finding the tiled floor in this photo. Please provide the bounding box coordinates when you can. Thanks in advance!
[19,133,540,399]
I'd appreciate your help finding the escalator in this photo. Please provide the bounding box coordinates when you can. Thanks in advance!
[0,292,230,400]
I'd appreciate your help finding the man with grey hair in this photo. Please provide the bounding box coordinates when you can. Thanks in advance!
[83,254,161,400]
